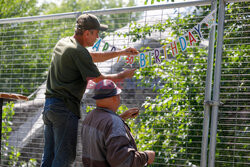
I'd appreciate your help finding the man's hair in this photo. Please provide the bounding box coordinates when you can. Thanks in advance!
[74,14,108,36]
[75,26,84,35]
[75,28,95,36]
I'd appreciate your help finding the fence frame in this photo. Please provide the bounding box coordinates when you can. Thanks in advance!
[207,0,225,166]
[200,0,217,166]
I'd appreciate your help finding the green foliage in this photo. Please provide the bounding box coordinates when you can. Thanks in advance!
[1,102,15,147]
[117,1,249,166]
[0,0,139,96]
[1,102,37,166]
[116,21,169,43]
[0,0,42,19]
[129,53,206,165]
[43,0,138,31]
[214,2,250,166]
[86,105,95,113]
[20,159,37,167]
[115,12,208,164]
[0,0,51,95]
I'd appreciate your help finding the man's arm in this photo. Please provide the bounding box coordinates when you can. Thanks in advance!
[90,68,136,83]
[106,136,148,167]
[104,117,155,167]
[120,108,139,120]
[90,47,139,62]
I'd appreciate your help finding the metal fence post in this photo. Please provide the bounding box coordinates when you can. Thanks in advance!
[208,0,226,166]
[200,0,217,166]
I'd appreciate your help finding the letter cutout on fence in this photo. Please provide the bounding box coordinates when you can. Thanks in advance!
[140,53,146,68]
[126,55,134,65]
[193,24,203,40]
[90,9,217,68]
[188,31,197,46]
[148,51,152,66]
[154,49,161,64]
[92,38,102,51]
[102,42,109,51]
[170,41,178,56]
[162,45,168,60]
[179,36,187,51]
[111,46,116,52]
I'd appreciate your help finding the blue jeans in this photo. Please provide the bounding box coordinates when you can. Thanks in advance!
[41,98,79,167]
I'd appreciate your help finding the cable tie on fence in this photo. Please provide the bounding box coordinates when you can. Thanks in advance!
[204,100,223,106]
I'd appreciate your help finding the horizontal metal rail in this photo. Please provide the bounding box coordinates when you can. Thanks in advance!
[0,0,211,24]
[0,12,81,24]
[225,0,250,2]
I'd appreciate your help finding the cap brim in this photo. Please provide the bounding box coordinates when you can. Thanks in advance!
[116,88,122,95]
[99,24,108,31]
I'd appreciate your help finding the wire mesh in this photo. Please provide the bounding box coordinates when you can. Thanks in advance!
[83,6,212,166]
[0,17,77,166]
[216,1,250,166]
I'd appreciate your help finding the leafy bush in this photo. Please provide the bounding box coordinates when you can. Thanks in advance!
[1,102,37,166]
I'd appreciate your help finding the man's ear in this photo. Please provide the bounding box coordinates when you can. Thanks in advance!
[83,30,89,37]
[112,96,116,101]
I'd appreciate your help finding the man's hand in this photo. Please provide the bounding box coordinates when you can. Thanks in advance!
[120,108,139,120]
[118,68,136,79]
[120,47,139,56]
[144,151,155,165]
[91,68,136,83]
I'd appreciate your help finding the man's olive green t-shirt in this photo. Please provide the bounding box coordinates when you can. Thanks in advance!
[45,36,101,118]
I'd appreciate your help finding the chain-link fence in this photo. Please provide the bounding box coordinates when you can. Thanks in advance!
[0,0,249,166]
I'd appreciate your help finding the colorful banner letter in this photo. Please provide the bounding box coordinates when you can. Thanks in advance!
[92,38,102,51]
[154,49,161,64]
[111,46,116,51]
[188,31,197,46]
[202,10,217,28]
[162,45,168,60]
[170,41,178,56]
[102,42,109,51]
[148,51,152,66]
[193,24,203,40]
[140,53,146,68]
[179,36,187,51]
[126,55,134,65]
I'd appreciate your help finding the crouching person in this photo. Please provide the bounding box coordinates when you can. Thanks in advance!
[81,79,155,167]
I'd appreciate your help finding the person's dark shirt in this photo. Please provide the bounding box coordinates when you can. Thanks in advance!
[45,37,101,117]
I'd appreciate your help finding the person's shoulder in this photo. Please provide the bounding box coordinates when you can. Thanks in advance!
[96,108,114,120]
[110,113,123,125]
[83,108,112,123]
[57,37,74,46]
[105,113,128,142]
[92,109,121,127]
[66,37,92,58]
[108,113,126,132]
[54,37,75,53]
[82,109,114,134]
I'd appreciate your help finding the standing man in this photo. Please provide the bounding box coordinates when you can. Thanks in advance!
[82,79,155,167]
[41,14,139,167]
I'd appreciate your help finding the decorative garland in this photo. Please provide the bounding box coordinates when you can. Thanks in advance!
[92,10,217,68]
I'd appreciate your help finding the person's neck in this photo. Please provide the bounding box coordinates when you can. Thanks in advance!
[73,34,86,47]
[97,105,117,113]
